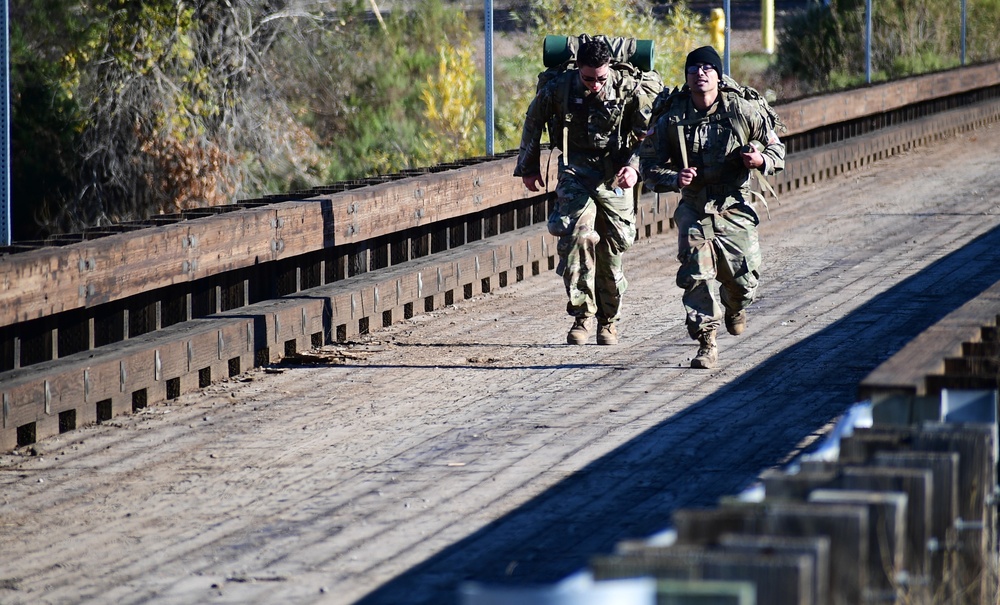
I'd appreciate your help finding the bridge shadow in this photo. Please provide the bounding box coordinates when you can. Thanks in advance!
[354,224,1000,604]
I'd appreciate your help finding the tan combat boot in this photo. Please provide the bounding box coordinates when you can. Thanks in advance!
[691,330,718,369]
[567,317,594,345]
[725,309,746,336]
[597,322,618,345]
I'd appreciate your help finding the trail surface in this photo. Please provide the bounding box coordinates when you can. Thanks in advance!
[3,125,1000,605]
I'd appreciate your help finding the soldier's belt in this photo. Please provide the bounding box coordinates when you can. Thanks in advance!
[688,183,734,199]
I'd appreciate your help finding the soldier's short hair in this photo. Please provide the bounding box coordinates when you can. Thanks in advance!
[577,39,612,68]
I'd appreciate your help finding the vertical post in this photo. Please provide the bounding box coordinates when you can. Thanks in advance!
[1,0,10,246]
[961,0,967,65]
[484,0,495,156]
[709,9,726,53]
[723,0,731,75]
[865,0,872,83]
[762,0,775,54]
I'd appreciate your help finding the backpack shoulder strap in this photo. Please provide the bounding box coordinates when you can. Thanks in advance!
[650,86,686,125]
[719,74,786,134]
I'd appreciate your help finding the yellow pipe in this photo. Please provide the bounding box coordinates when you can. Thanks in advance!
[709,8,726,54]
[762,0,775,54]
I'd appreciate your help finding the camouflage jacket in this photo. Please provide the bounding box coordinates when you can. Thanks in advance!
[639,85,785,210]
[514,65,660,185]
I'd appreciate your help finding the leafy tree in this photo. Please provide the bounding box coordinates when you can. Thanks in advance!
[422,42,485,161]
[68,1,326,227]
[9,0,705,239]
[10,0,87,240]
[12,0,332,236]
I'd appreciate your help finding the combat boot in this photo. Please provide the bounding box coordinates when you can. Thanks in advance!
[691,330,718,369]
[597,322,618,345]
[567,317,594,345]
[725,309,747,336]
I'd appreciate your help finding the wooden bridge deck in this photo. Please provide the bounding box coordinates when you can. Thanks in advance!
[1,121,999,604]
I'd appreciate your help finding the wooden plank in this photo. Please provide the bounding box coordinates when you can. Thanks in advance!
[872,450,960,593]
[0,210,278,327]
[672,506,758,546]
[807,489,908,597]
[329,157,557,245]
[592,546,815,605]
[718,533,831,605]
[839,466,933,579]
[0,165,555,330]
[834,417,988,596]
[761,466,838,500]
[839,427,915,465]
[657,579,756,605]
[776,63,1000,135]
[858,282,1000,402]
[914,424,998,605]
[751,502,869,605]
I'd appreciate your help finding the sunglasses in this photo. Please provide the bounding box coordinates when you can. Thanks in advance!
[686,64,716,75]
[581,74,609,83]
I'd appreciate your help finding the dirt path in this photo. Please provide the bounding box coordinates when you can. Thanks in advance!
[3,123,1000,605]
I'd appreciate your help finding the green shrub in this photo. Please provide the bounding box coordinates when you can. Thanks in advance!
[772,0,998,92]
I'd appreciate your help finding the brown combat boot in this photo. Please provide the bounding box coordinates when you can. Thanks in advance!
[691,330,718,369]
[725,309,746,336]
[597,322,618,345]
[567,317,594,345]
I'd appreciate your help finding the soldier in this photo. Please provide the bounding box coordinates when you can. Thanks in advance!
[514,38,660,345]
[640,46,785,368]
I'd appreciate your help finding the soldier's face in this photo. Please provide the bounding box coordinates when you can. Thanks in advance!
[686,63,719,93]
[579,64,610,94]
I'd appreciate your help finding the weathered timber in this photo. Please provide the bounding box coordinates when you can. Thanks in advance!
[717,534,832,605]
[0,228,559,449]
[807,489,908,599]
[672,505,759,546]
[839,466,933,580]
[749,502,869,605]
[592,545,815,605]
[4,66,1000,333]
[916,424,998,605]
[840,424,998,605]
[761,467,839,501]
[871,450,960,593]
[0,157,556,329]
[859,246,1000,408]
[779,63,1000,135]
[656,579,756,605]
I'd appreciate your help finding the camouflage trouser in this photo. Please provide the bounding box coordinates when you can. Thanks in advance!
[674,200,761,339]
[548,174,637,323]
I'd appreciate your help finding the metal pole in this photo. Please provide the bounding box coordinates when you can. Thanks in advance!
[484,0,495,156]
[762,0,775,54]
[865,0,872,83]
[961,0,967,65]
[723,0,731,74]
[1,0,9,246]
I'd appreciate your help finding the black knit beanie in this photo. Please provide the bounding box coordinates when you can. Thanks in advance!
[685,46,723,76]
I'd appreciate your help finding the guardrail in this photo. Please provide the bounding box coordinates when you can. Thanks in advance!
[3,63,1000,451]
[585,416,997,605]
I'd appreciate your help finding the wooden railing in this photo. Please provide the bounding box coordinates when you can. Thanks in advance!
[2,62,1000,453]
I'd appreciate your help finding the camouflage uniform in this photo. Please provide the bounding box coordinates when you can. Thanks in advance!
[640,86,785,339]
[514,66,659,324]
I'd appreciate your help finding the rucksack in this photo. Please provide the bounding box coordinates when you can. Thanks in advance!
[720,74,785,141]
[650,74,785,145]
[649,74,785,214]
[534,34,664,161]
